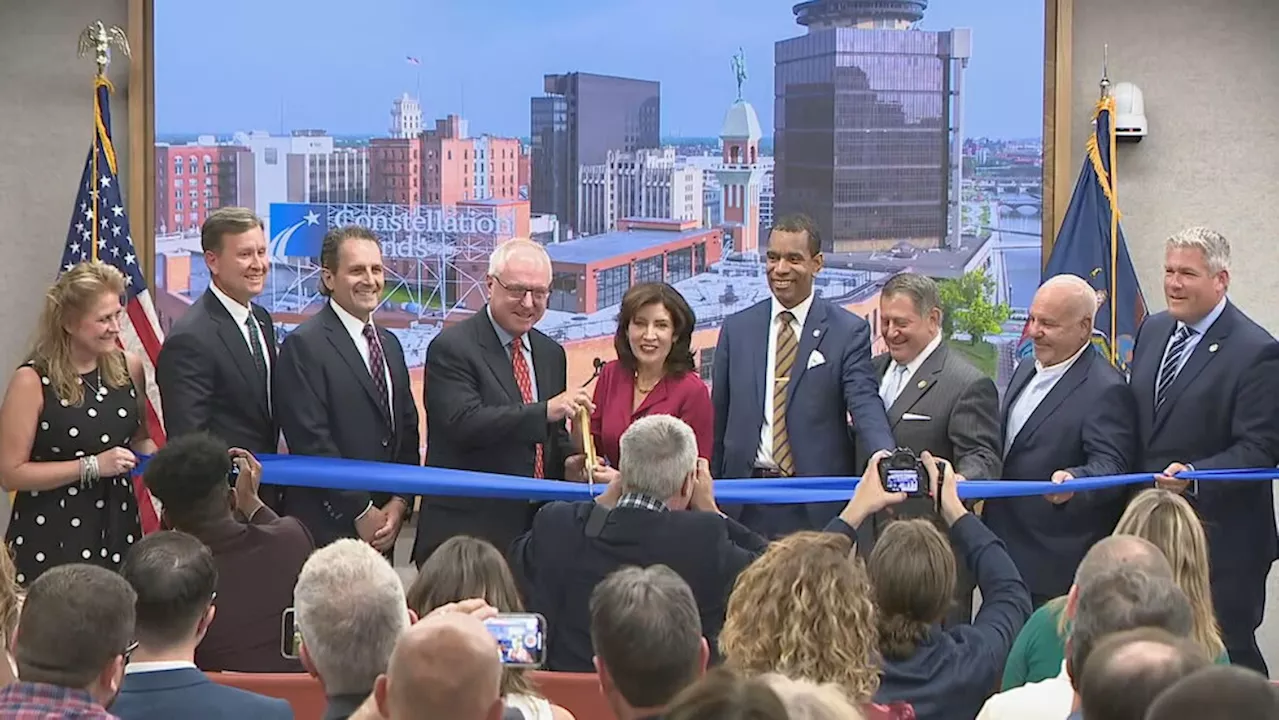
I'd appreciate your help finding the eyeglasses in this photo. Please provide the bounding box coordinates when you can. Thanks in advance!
[491,276,551,303]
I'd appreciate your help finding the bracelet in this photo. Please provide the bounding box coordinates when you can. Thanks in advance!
[79,456,100,488]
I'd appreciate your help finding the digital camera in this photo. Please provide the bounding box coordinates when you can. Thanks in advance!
[877,447,932,499]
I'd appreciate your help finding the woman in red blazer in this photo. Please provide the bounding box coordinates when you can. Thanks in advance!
[586,282,713,476]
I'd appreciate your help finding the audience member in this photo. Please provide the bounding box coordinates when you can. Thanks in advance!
[373,613,505,720]
[719,531,912,719]
[761,674,867,720]
[406,536,573,720]
[294,539,415,720]
[590,565,709,720]
[663,667,790,720]
[979,535,1178,719]
[111,531,292,719]
[0,564,135,718]
[142,432,312,672]
[1077,627,1208,720]
[866,454,1030,720]
[1144,664,1279,720]
[0,546,19,689]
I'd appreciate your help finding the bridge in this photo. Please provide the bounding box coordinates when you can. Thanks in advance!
[979,226,1042,249]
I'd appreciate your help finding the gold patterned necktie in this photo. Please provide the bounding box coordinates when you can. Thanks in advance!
[772,311,797,475]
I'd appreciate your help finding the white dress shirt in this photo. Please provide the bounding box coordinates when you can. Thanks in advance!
[755,292,816,470]
[124,660,199,675]
[880,332,943,408]
[210,281,271,407]
[1004,341,1091,456]
[975,662,1074,720]
[329,298,394,430]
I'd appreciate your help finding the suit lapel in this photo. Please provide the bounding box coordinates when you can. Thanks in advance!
[786,299,828,407]
[1008,349,1093,455]
[747,302,770,424]
[321,304,391,429]
[1152,304,1235,433]
[204,292,269,415]
[476,311,524,403]
[1002,359,1035,419]
[887,345,948,425]
[872,352,891,381]
[530,332,557,402]
[1133,315,1174,429]
[380,327,407,428]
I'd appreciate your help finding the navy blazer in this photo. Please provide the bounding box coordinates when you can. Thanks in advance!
[1129,302,1279,573]
[111,667,293,720]
[711,296,894,527]
[982,347,1137,598]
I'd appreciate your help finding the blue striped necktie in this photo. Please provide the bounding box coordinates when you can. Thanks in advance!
[1155,325,1195,409]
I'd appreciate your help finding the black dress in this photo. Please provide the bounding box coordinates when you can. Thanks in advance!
[5,363,143,586]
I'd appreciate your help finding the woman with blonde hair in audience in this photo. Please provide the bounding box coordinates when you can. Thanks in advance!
[1000,488,1228,690]
[0,545,18,688]
[761,673,866,720]
[0,262,156,587]
[406,535,575,720]
[719,531,915,720]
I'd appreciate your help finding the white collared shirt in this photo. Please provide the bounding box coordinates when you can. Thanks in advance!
[1004,340,1091,455]
[124,660,199,675]
[975,662,1074,720]
[1161,295,1227,379]
[329,298,394,430]
[209,281,271,376]
[880,332,943,408]
[755,291,816,469]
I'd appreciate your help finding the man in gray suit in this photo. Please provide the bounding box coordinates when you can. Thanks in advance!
[861,272,1003,625]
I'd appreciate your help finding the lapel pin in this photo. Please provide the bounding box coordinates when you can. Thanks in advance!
[1208,343,1219,353]
[812,329,820,338]
[917,380,927,389]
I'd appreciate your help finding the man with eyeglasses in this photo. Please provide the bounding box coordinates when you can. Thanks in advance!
[0,564,137,718]
[110,531,291,719]
[412,237,593,566]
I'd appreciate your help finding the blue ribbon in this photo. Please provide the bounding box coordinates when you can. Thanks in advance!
[225,455,1276,506]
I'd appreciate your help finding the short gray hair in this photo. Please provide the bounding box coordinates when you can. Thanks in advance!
[294,539,410,695]
[618,415,698,499]
[590,565,703,708]
[488,237,551,280]
[1166,227,1231,274]
[881,272,941,317]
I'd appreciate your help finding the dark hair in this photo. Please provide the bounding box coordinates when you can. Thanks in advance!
[613,283,696,375]
[769,214,822,256]
[590,565,704,709]
[142,432,233,527]
[405,536,536,698]
[201,207,263,254]
[1079,627,1209,720]
[664,667,789,720]
[881,272,941,316]
[319,225,381,297]
[1067,568,1193,691]
[869,518,956,660]
[16,564,136,687]
[1144,665,1279,720]
[120,531,218,649]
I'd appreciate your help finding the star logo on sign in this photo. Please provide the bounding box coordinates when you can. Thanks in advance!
[303,211,320,225]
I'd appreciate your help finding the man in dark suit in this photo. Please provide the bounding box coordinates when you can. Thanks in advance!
[156,207,281,505]
[275,225,419,551]
[1128,227,1278,674]
[863,272,1002,626]
[112,531,292,720]
[712,213,894,538]
[983,274,1138,607]
[411,238,590,566]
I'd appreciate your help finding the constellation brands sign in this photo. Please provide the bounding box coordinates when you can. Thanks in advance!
[267,202,516,259]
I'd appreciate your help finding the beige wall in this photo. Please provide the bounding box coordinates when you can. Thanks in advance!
[1071,0,1279,334]
[0,0,133,374]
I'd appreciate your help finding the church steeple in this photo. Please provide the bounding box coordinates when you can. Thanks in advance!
[715,49,766,255]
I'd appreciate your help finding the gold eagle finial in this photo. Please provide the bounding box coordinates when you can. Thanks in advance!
[78,21,131,77]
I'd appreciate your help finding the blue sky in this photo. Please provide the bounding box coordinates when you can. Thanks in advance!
[156,0,1043,139]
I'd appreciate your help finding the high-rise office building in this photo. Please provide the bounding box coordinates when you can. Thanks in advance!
[530,72,660,236]
[775,0,970,252]
[578,148,702,236]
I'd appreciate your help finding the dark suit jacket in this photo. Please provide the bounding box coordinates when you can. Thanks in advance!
[711,296,894,530]
[157,290,278,454]
[111,667,293,720]
[1129,303,1279,574]
[274,303,421,547]
[412,309,572,565]
[982,347,1137,598]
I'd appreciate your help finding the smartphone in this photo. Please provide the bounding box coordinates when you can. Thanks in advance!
[483,613,546,668]
[281,607,301,659]
[883,468,921,495]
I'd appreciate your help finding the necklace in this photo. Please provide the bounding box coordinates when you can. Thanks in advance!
[635,374,660,394]
[82,369,106,402]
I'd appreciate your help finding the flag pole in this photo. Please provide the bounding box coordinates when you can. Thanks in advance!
[1101,45,1119,365]
[77,21,131,263]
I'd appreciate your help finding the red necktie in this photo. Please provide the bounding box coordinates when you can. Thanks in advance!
[363,324,392,425]
[510,337,543,479]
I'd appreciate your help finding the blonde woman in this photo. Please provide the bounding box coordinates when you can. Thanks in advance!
[761,674,867,720]
[0,262,155,586]
[719,531,915,720]
[1001,488,1228,690]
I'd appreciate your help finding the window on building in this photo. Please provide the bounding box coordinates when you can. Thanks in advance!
[175,200,183,211]
[173,156,183,175]
[265,148,279,165]
[693,242,707,274]
[667,247,694,284]
[595,264,630,309]
[633,255,663,284]
[549,271,579,312]
[698,347,715,381]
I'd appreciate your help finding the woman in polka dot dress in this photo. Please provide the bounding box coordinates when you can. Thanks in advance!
[0,262,157,586]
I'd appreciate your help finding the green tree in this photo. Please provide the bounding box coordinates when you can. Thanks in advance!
[938,269,1011,344]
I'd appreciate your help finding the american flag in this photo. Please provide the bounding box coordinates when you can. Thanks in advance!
[59,78,164,534]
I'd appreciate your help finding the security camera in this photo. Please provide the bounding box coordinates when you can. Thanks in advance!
[1112,82,1147,143]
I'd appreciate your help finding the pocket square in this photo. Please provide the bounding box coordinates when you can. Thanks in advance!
[901,413,932,421]
[806,350,826,369]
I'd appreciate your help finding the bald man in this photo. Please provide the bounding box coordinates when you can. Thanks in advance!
[374,613,505,720]
[983,274,1138,607]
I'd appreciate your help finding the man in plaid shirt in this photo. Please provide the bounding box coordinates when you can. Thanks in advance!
[0,564,137,719]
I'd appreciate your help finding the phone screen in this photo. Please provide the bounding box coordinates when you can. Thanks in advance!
[281,608,301,659]
[483,613,546,668]
[884,468,920,494]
